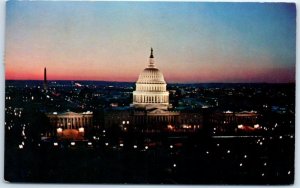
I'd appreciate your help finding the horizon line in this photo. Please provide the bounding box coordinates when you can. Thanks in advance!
[5,79,296,84]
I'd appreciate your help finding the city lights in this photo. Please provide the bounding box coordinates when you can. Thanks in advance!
[254,124,260,129]
[79,127,84,133]
[57,128,63,133]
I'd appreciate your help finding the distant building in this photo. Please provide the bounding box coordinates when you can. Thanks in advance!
[209,110,261,134]
[46,111,93,140]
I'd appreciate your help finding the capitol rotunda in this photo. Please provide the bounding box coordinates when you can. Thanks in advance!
[103,48,203,131]
[132,48,170,110]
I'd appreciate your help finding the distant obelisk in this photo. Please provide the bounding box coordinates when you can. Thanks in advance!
[43,67,48,91]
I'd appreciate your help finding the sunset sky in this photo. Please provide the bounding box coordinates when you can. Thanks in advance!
[5,1,296,83]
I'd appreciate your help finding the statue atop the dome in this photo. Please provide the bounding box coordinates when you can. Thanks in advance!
[150,48,154,58]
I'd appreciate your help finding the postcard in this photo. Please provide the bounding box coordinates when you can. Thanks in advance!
[4,1,295,184]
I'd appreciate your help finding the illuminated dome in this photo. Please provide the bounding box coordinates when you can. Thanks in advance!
[137,68,166,84]
[132,48,170,110]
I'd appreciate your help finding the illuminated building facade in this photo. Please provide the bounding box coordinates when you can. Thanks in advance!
[129,49,179,130]
[46,111,93,140]
[209,110,261,134]
[132,48,170,110]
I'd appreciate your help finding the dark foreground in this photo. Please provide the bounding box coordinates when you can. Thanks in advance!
[5,133,294,184]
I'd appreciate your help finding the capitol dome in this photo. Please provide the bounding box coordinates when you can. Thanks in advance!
[132,48,170,110]
[136,67,166,84]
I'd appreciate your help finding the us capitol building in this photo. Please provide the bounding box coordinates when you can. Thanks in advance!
[132,48,170,110]
[105,48,202,132]
[130,48,180,130]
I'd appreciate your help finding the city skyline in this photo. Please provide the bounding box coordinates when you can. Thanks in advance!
[5,2,296,83]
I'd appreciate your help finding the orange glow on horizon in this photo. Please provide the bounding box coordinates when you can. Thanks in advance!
[5,65,295,83]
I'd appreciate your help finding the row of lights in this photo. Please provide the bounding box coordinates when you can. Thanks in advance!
[53,141,93,147]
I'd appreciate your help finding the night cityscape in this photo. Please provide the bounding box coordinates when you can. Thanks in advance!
[4,1,295,185]
[4,77,295,184]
